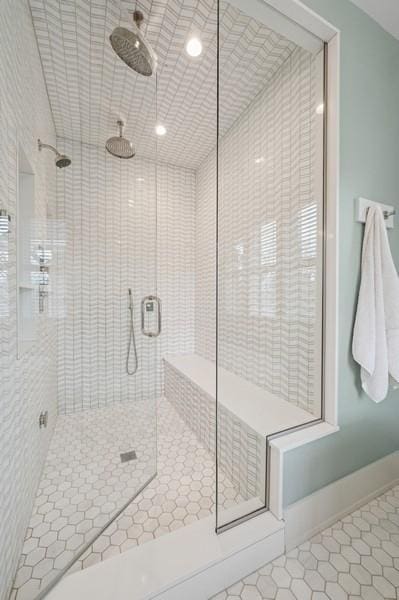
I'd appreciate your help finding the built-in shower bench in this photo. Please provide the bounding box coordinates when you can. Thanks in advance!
[163,354,312,504]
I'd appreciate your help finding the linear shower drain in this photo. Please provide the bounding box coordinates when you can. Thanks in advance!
[120,450,137,463]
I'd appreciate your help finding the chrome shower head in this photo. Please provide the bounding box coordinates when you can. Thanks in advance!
[110,10,157,77]
[38,140,71,169]
[105,120,135,159]
[55,154,72,169]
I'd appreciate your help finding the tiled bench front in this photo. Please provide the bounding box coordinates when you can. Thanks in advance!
[164,355,266,503]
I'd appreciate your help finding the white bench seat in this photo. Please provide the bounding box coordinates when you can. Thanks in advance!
[164,353,313,438]
[164,353,314,505]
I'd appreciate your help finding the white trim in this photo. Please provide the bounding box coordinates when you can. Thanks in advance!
[324,32,340,428]
[264,0,339,41]
[229,0,338,53]
[269,423,340,519]
[284,451,399,551]
[228,0,324,53]
[46,505,284,600]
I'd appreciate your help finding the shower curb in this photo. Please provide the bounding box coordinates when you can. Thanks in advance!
[44,503,284,600]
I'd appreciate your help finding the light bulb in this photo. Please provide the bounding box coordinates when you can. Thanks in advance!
[155,124,167,136]
[186,37,202,58]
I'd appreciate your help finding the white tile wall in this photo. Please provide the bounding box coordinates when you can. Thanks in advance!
[56,141,195,413]
[195,47,323,415]
[0,1,58,599]
[195,150,217,363]
[157,164,196,360]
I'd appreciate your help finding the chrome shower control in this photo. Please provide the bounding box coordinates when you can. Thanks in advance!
[141,295,161,337]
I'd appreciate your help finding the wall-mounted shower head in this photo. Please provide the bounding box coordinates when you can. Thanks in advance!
[105,120,135,159]
[38,140,71,169]
[110,10,157,77]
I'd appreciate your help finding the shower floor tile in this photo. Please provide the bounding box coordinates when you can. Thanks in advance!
[70,397,242,573]
[212,483,399,600]
[12,397,243,599]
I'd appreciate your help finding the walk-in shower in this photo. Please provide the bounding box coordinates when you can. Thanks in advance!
[4,1,327,599]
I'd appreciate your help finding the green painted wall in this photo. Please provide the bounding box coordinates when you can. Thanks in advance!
[284,0,399,506]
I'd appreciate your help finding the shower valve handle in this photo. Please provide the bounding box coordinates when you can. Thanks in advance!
[141,295,161,337]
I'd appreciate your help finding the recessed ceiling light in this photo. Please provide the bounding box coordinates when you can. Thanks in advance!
[136,177,145,182]
[316,103,324,115]
[186,36,202,57]
[155,124,167,136]
[255,156,265,164]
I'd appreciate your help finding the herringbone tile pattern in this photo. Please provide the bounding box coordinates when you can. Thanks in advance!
[196,46,324,415]
[56,142,195,414]
[28,0,296,169]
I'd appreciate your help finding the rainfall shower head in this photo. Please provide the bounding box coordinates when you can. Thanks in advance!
[105,120,135,159]
[38,140,71,169]
[109,10,157,77]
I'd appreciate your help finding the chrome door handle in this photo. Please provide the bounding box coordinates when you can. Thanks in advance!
[141,295,161,337]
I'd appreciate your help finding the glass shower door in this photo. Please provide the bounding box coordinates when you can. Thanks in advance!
[26,71,160,600]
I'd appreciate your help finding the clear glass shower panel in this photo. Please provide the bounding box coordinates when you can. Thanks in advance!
[216,0,325,529]
[30,59,160,599]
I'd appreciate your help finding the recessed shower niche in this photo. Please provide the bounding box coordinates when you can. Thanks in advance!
[17,146,38,356]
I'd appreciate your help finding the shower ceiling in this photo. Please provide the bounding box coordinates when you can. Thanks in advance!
[29,0,296,170]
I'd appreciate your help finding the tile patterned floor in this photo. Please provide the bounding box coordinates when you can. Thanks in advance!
[69,397,243,573]
[12,397,242,599]
[212,484,399,600]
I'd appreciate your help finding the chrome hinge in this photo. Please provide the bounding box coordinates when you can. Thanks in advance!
[39,411,48,428]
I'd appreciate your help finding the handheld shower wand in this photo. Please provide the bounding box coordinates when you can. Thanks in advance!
[126,288,139,375]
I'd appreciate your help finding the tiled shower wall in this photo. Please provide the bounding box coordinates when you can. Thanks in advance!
[56,141,195,413]
[195,47,322,414]
[0,1,58,598]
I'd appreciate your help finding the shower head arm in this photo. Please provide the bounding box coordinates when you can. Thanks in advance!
[38,140,61,158]
[133,10,144,28]
[117,120,124,137]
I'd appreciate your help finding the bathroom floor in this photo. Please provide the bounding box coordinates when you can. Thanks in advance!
[12,397,242,599]
[212,484,399,600]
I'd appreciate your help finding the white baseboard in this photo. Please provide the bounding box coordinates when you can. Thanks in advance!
[284,451,399,551]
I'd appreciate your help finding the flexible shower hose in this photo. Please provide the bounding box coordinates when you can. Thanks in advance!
[126,288,139,375]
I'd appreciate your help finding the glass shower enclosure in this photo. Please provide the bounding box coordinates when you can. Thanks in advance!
[7,1,328,598]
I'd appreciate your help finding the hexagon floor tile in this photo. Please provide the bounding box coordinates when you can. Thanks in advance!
[12,397,244,599]
[211,483,399,600]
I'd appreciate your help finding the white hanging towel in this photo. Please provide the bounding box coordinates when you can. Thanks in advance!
[352,205,399,402]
